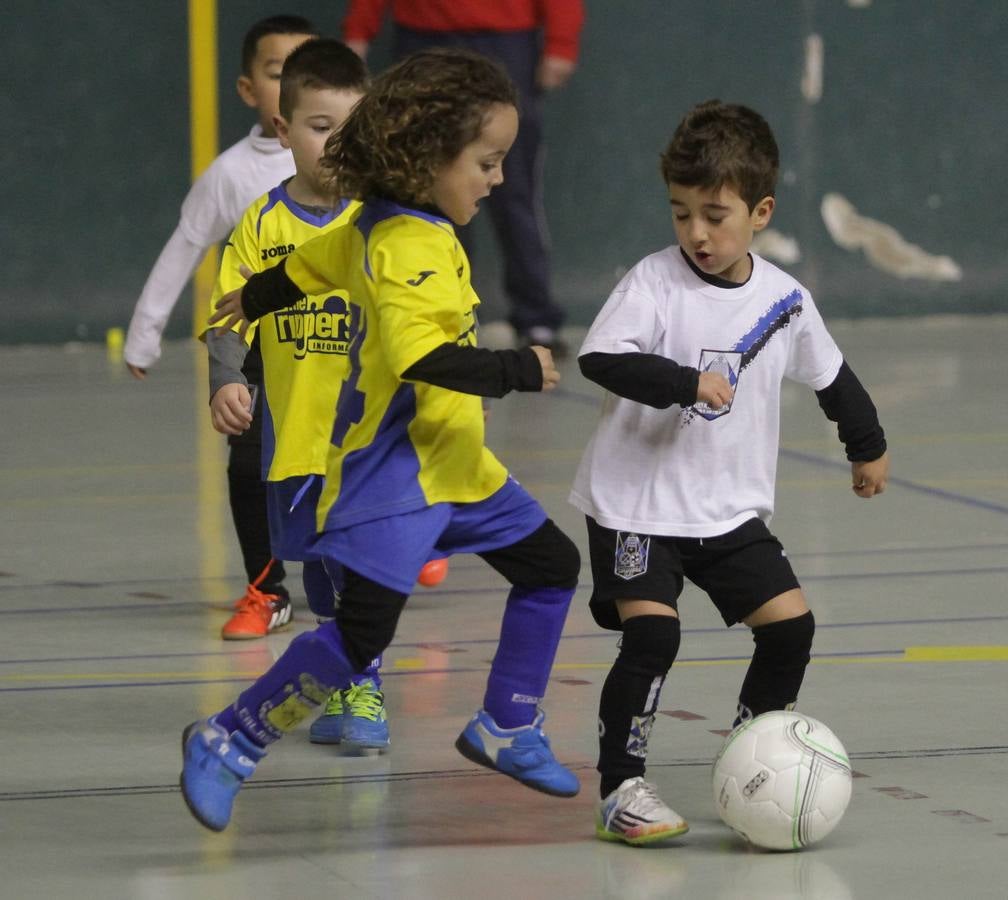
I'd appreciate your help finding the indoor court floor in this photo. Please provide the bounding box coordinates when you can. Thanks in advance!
[2,315,1006,899]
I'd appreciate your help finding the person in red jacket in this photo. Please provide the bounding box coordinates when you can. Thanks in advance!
[342,0,585,356]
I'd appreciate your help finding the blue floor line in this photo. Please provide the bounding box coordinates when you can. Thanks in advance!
[2,613,1007,667]
[559,386,1008,517]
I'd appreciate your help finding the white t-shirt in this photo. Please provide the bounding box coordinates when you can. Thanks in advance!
[569,247,843,538]
[124,125,295,368]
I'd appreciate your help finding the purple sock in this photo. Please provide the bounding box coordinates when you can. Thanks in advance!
[483,585,574,728]
[353,656,382,689]
[213,705,241,735]
[216,621,355,747]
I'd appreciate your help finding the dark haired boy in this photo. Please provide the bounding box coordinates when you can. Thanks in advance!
[570,100,890,845]
[125,15,317,634]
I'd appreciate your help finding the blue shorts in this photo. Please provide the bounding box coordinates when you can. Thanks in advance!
[308,476,547,593]
[266,474,323,562]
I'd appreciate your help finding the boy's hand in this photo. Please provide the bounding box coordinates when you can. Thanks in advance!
[852,451,889,498]
[530,345,560,391]
[126,363,147,380]
[696,372,733,410]
[210,383,254,435]
[208,265,254,341]
[536,55,576,90]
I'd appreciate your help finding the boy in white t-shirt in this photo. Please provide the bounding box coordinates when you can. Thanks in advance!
[570,100,890,845]
[124,16,317,634]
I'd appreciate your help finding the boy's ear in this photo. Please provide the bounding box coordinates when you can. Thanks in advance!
[273,115,291,148]
[236,75,258,109]
[751,195,775,231]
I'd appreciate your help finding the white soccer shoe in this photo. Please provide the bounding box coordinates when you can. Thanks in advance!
[596,777,689,846]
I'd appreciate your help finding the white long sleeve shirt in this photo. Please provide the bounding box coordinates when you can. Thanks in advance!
[124,125,295,368]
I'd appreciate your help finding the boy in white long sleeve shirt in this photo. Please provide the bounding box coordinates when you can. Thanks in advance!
[125,15,316,633]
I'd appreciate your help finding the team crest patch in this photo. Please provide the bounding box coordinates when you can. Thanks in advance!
[694,349,742,420]
[615,532,649,580]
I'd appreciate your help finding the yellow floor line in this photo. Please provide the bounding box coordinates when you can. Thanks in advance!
[904,645,1008,662]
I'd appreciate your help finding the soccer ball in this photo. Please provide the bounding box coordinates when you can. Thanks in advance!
[712,710,852,851]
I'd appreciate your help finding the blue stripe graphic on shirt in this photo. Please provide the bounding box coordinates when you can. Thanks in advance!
[732,288,804,370]
[330,306,366,448]
[255,187,284,238]
[682,288,805,425]
[323,381,426,529]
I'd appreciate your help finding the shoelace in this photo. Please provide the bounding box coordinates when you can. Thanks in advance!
[625,779,667,817]
[234,583,279,611]
[234,558,282,611]
[342,682,384,721]
[321,690,343,717]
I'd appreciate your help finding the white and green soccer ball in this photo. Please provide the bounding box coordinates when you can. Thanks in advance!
[712,710,852,851]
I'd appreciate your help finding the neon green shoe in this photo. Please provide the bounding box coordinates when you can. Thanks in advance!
[340,679,390,754]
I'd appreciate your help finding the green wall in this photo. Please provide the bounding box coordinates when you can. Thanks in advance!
[4,1,1005,343]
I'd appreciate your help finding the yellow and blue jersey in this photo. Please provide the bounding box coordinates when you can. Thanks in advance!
[207,183,359,482]
[281,197,509,532]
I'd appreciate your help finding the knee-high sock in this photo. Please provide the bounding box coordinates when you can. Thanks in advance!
[483,585,573,728]
[301,561,381,689]
[597,615,680,797]
[227,441,285,589]
[736,610,815,725]
[351,657,383,689]
[214,621,355,747]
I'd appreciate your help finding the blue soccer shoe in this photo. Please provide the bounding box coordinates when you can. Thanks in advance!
[455,708,579,797]
[180,718,265,832]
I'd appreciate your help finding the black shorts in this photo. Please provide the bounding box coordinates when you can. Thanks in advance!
[585,516,800,630]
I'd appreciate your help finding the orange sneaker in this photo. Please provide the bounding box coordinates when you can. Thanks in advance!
[416,558,449,587]
[221,563,292,640]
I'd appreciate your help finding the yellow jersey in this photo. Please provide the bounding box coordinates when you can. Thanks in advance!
[207,183,359,481]
[281,198,509,531]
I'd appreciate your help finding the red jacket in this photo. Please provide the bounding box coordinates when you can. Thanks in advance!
[343,0,584,62]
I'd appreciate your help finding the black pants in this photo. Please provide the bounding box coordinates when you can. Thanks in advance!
[393,26,565,335]
[226,336,285,591]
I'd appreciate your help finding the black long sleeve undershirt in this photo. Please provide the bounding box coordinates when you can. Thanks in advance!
[814,360,887,461]
[578,351,700,408]
[402,343,543,396]
[240,262,543,395]
[580,351,885,462]
[241,259,304,321]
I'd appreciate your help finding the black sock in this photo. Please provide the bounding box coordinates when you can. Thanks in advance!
[737,610,815,724]
[598,615,680,798]
[227,441,286,590]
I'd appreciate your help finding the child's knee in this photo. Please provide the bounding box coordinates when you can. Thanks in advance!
[618,614,681,675]
[302,560,338,619]
[752,610,815,664]
[539,522,581,588]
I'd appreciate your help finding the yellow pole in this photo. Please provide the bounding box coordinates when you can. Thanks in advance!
[188,0,220,332]
[188,0,232,727]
